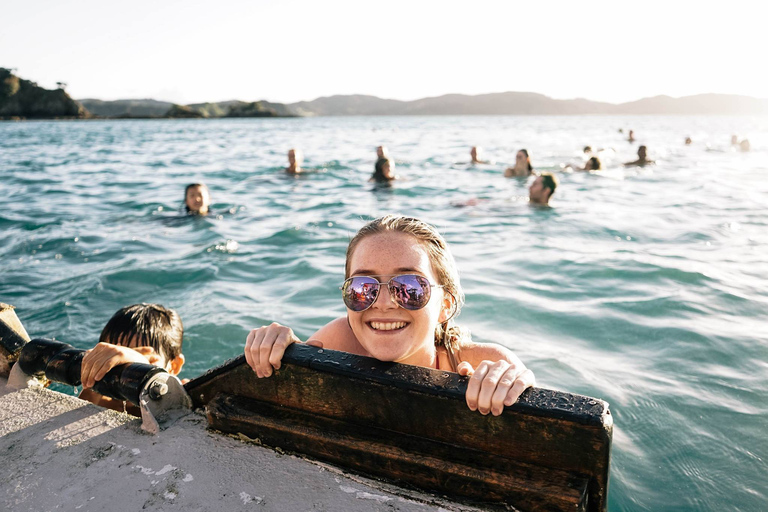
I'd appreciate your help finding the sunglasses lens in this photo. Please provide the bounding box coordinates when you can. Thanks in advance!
[389,275,431,310]
[342,277,379,311]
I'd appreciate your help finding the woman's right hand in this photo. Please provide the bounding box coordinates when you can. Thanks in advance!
[244,322,323,378]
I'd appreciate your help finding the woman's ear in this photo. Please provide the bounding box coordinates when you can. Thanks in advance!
[168,354,185,375]
[438,291,457,323]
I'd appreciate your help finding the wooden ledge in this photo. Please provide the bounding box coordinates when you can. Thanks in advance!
[186,344,612,511]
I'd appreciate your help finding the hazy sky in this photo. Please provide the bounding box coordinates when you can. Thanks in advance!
[3,0,764,104]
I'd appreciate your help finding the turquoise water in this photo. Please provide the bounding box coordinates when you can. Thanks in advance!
[2,116,767,511]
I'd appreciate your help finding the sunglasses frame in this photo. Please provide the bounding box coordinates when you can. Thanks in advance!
[341,274,444,312]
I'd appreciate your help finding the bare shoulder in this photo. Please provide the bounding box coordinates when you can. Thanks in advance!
[457,340,523,367]
[308,317,364,354]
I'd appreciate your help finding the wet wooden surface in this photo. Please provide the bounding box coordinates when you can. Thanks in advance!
[186,345,612,511]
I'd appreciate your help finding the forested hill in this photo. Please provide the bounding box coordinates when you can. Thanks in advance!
[1,68,86,119]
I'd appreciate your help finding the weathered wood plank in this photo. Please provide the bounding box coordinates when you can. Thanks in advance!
[208,393,589,512]
[186,344,612,511]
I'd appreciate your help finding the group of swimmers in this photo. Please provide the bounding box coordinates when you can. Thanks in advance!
[79,215,535,418]
[183,128,751,216]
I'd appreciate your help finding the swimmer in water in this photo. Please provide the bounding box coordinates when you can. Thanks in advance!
[624,145,655,167]
[529,173,558,206]
[285,148,303,175]
[377,146,389,159]
[504,149,534,177]
[731,135,740,146]
[739,139,751,152]
[470,146,490,165]
[685,137,693,145]
[583,146,593,155]
[80,304,185,416]
[184,183,210,215]
[370,157,397,183]
[628,130,636,143]
[566,156,601,172]
[244,215,535,416]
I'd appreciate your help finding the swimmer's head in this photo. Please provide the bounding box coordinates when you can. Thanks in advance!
[638,145,647,159]
[529,173,558,205]
[517,149,533,172]
[731,135,739,145]
[586,156,601,171]
[184,183,210,215]
[583,146,592,154]
[376,146,388,159]
[345,215,466,349]
[685,137,692,145]
[471,146,481,160]
[99,303,185,375]
[740,139,750,152]
[288,148,303,166]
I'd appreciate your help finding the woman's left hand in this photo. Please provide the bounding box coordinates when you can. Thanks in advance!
[457,360,535,416]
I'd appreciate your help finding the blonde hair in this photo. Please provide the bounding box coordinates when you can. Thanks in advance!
[345,215,470,366]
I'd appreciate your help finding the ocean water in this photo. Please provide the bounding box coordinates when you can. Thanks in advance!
[2,116,767,511]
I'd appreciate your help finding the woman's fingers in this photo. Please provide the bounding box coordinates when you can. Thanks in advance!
[464,361,490,412]
[268,328,298,370]
[504,369,536,406]
[244,328,266,377]
[258,325,281,377]
[489,364,522,415]
[244,323,299,378]
[456,361,474,376]
[462,360,536,416]
[476,361,513,415]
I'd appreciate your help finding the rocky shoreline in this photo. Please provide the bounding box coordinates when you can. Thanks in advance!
[1,68,295,120]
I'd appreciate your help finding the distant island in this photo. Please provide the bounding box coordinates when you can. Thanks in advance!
[3,67,767,120]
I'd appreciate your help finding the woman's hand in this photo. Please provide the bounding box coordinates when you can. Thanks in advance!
[457,359,535,416]
[244,322,323,378]
[81,343,157,389]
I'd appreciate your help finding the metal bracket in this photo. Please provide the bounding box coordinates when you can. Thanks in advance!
[138,372,192,434]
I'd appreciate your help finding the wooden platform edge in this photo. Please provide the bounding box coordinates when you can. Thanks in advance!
[186,344,612,427]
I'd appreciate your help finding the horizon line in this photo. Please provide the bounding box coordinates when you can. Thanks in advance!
[73,90,768,106]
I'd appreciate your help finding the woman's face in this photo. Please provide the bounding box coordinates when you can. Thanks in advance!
[185,186,210,214]
[516,151,527,167]
[346,232,449,365]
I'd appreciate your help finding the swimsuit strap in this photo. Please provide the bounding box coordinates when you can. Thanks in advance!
[436,346,459,372]
[446,348,459,373]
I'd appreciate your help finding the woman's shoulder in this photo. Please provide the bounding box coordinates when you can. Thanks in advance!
[456,340,521,367]
[308,317,363,353]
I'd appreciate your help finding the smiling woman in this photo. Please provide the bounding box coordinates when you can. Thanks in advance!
[244,215,536,416]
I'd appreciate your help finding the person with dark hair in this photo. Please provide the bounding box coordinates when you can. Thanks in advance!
[628,130,636,143]
[624,145,655,167]
[184,183,210,215]
[370,157,397,183]
[79,303,185,415]
[529,173,558,206]
[583,146,593,155]
[504,149,534,177]
[565,156,601,172]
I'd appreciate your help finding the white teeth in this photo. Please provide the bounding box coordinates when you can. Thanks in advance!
[370,321,406,331]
